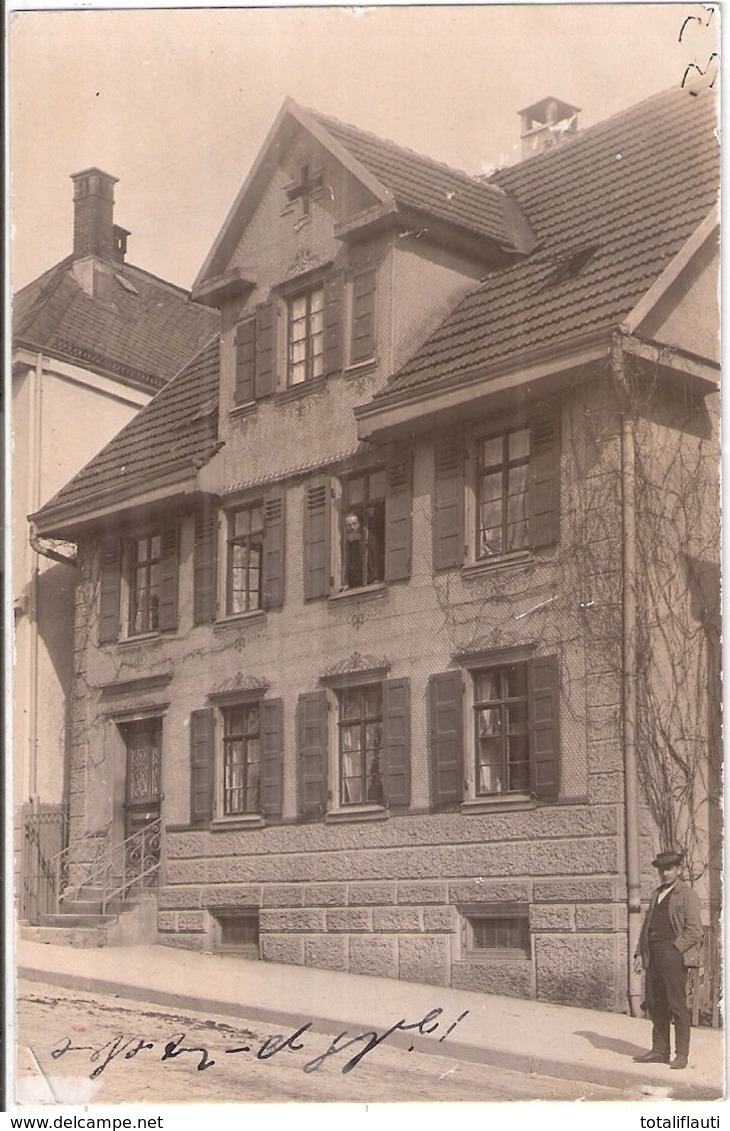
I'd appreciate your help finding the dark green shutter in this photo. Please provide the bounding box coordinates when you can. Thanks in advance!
[263,491,286,610]
[385,454,412,582]
[382,678,411,807]
[234,318,256,404]
[323,271,344,375]
[529,414,560,549]
[98,537,121,643]
[529,654,560,800]
[190,708,215,824]
[261,698,284,816]
[193,506,218,624]
[297,690,328,819]
[303,481,330,600]
[158,521,178,631]
[254,301,276,397]
[433,440,464,570]
[429,670,463,808]
[350,269,376,364]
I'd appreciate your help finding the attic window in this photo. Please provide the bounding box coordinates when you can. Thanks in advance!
[545,244,599,287]
[285,162,325,218]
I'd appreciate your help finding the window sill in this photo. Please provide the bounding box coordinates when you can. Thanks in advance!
[325,804,388,825]
[211,815,265,830]
[229,401,258,420]
[328,583,388,605]
[116,632,161,648]
[457,952,531,963]
[461,552,532,579]
[213,609,267,629]
[343,359,377,380]
[277,374,327,403]
[460,794,535,815]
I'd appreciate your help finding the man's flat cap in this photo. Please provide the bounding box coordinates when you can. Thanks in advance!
[652,849,683,868]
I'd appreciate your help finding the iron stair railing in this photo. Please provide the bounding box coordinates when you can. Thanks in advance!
[48,819,161,915]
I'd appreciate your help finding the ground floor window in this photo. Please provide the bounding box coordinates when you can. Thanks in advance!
[222,703,261,815]
[337,683,384,805]
[473,663,530,795]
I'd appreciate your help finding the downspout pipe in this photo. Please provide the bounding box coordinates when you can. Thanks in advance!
[610,330,642,1018]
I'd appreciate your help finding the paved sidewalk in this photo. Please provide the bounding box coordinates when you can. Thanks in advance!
[17,938,724,1100]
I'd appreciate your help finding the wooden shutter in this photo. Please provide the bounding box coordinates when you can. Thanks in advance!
[190,708,215,824]
[193,506,218,624]
[261,698,284,816]
[254,300,276,398]
[303,481,330,600]
[385,454,412,582]
[263,491,286,610]
[158,521,179,631]
[529,414,560,549]
[323,271,344,375]
[350,269,376,364]
[433,439,464,570]
[297,690,328,819]
[529,655,560,800]
[234,318,256,404]
[382,678,411,807]
[98,537,121,643]
[429,670,463,807]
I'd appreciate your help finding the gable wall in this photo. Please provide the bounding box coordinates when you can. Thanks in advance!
[638,236,719,364]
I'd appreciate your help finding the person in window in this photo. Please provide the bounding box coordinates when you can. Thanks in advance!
[632,849,703,1070]
[342,510,383,589]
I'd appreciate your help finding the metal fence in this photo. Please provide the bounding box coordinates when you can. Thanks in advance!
[19,805,67,924]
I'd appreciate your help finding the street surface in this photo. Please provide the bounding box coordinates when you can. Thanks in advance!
[15,979,646,1105]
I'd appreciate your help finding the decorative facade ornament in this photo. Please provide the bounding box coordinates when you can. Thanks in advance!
[323,651,391,678]
[286,247,320,278]
[209,672,270,698]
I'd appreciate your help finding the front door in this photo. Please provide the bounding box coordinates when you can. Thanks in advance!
[121,717,162,881]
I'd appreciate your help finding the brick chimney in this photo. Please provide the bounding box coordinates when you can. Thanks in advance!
[519,97,580,159]
[71,168,118,260]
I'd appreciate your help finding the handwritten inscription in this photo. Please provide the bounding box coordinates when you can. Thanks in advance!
[51,1007,470,1080]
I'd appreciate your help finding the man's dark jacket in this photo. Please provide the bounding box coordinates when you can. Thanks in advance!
[635,879,703,969]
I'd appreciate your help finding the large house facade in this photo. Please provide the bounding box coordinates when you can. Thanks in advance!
[31,86,720,1013]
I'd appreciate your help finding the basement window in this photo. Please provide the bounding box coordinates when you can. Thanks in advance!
[213,908,260,956]
[460,903,530,959]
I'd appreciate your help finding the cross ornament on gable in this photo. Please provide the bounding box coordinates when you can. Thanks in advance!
[285,162,325,217]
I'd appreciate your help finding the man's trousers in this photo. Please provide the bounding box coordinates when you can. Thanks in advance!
[646,941,690,1058]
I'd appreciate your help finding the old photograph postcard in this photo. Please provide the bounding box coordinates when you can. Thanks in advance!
[7,1,722,1117]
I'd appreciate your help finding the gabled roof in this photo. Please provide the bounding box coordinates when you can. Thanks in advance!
[195,97,529,292]
[14,258,218,393]
[32,336,221,532]
[370,84,719,404]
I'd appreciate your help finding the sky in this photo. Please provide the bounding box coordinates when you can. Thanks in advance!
[8,3,719,293]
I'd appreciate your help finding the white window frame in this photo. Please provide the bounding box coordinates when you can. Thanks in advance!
[322,671,389,823]
[459,647,536,811]
[464,422,532,569]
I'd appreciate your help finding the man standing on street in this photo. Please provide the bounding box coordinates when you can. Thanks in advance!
[633,850,703,1070]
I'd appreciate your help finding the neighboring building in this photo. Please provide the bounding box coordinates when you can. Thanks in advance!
[30,86,719,1013]
[13,169,217,899]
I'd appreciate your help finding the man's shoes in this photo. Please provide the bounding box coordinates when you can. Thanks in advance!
[633,1051,670,1063]
[670,1056,688,1070]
